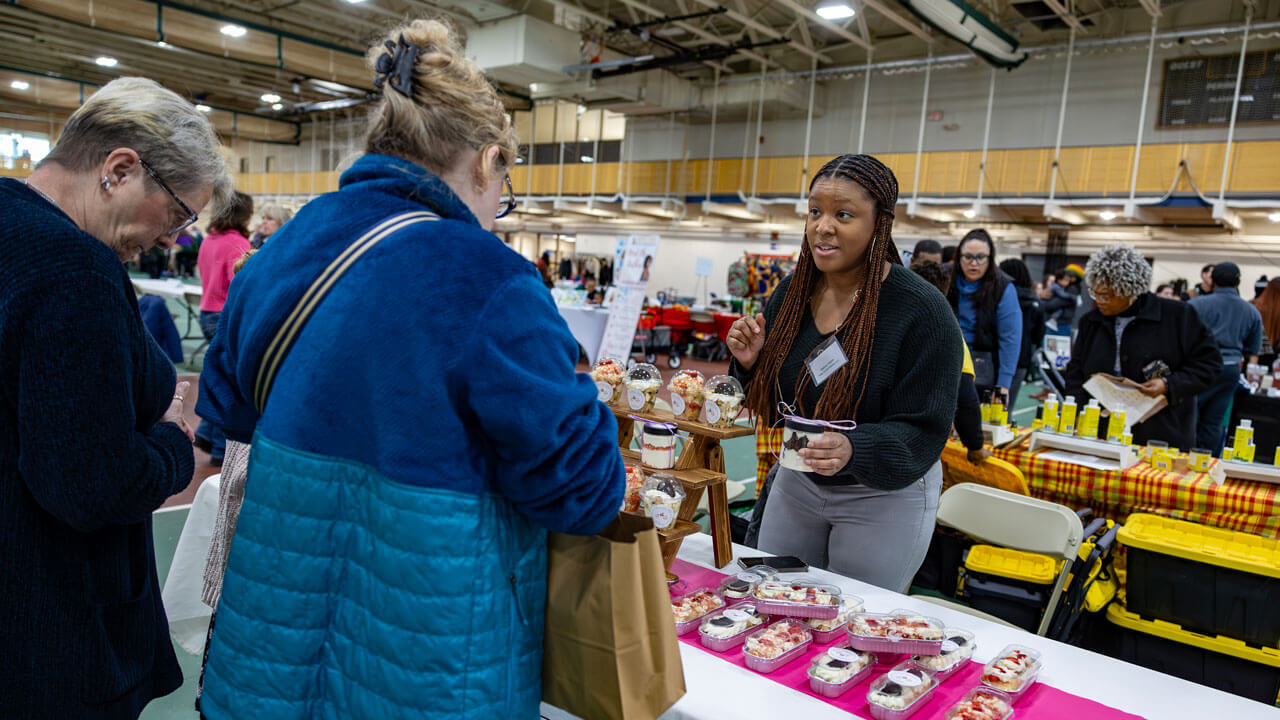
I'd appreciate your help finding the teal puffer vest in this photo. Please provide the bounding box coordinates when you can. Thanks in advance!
[199,434,547,719]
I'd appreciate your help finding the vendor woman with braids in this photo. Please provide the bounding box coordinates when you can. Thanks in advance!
[728,154,962,592]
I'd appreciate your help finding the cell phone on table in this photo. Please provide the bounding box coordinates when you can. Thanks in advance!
[738,555,809,573]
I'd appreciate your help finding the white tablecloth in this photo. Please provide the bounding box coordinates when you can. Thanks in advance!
[133,278,202,300]
[542,533,1279,720]
[557,305,611,363]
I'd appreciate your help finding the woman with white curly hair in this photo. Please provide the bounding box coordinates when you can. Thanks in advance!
[1063,244,1220,448]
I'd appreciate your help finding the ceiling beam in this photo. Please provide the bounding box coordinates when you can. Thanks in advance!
[857,0,932,43]
[773,0,873,52]
[1040,0,1088,32]
[541,0,743,73]
[1137,0,1162,18]
[687,0,832,63]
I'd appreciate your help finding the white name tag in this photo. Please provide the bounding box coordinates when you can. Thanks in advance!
[805,335,848,387]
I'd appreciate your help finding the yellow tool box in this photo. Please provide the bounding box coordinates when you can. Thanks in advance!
[1105,597,1280,705]
[960,545,1062,633]
[1117,513,1280,648]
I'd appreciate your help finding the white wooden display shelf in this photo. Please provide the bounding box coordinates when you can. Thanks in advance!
[981,422,1016,446]
[1029,430,1138,468]
[1219,460,1280,485]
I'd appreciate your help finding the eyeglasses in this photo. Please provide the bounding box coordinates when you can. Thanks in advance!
[1089,288,1117,302]
[959,253,990,265]
[496,175,517,219]
[139,158,198,236]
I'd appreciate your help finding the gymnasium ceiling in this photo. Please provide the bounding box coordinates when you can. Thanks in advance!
[0,0,1270,143]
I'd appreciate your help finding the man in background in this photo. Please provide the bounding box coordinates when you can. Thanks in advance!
[911,239,943,267]
[1189,262,1263,455]
[1193,263,1215,297]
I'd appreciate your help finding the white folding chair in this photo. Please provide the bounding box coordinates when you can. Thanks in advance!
[921,483,1084,636]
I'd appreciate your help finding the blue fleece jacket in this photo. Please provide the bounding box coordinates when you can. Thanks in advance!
[956,276,1023,389]
[195,154,624,718]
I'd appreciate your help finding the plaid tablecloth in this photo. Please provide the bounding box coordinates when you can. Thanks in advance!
[989,439,1280,539]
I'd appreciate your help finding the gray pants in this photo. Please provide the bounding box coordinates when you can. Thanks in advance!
[756,463,942,593]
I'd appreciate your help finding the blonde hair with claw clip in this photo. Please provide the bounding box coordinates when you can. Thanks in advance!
[363,19,517,179]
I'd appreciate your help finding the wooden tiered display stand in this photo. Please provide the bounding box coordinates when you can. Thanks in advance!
[613,406,753,575]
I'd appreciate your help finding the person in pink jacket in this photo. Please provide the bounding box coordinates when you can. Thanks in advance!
[195,191,252,464]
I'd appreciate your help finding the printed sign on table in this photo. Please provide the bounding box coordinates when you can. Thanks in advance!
[596,235,658,364]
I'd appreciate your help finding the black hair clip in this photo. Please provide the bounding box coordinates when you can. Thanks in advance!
[374,34,421,98]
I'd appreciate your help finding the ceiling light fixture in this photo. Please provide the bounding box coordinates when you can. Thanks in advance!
[220,24,247,38]
[195,104,212,113]
[580,155,594,163]
[261,93,281,103]
[343,0,367,3]
[1269,212,1280,223]
[95,56,118,67]
[1099,210,1117,221]
[271,102,283,110]
[10,80,29,90]
[815,2,856,20]
[962,209,977,219]
[156,40,170,48]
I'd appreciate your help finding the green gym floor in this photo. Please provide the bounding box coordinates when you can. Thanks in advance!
[138,272,1045,718]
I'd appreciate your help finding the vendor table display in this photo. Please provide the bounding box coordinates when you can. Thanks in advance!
[542,534,1277,720]
[979,438,1280,539]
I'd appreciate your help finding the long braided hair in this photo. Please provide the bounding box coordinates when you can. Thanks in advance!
[746,154,901,426]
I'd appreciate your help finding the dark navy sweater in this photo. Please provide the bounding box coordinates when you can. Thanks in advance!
[0,178,191,717]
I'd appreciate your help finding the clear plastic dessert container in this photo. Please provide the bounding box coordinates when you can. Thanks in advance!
[806,595,865,644]
[667,369,706,421]
[620,465,645,513]
[980,644,1042,703]
[865,661,937,720]
[589,357,627,405]
[806,640,876,698]
[750,580,843,620]
[847,612,946,655]
[911,628,975,683]
[624,362,662,412]
[670,587,724,635]
[640,472,685,530]
[945,686,1015,720]
[742,618,813,674]
[702,375,744,428]
[717,568,777,606]
[697,603,770,652]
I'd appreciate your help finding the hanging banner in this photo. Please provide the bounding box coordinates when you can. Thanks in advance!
[597,235,658,364]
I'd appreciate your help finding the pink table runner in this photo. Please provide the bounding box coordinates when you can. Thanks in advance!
[670,559,1146,720]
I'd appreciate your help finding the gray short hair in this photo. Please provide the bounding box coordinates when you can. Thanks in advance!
[1085,243,1152,299]
[41,77,232,209]
[258,203,293,224]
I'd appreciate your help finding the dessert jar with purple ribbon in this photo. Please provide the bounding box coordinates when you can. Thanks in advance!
[639,419,682,469]
[780,417,828,472]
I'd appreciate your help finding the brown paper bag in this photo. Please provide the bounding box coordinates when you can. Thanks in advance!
[543,513,686,720]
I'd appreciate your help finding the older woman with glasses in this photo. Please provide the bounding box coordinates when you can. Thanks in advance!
[1063,244,1220,449]
[0,77,230,718]
[195,19,622,718]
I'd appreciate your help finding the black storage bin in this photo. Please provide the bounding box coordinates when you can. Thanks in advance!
[962,574,1048,633]
[911,527,973,598]
[1118,514,1280,648]
[1105,601,1280,706]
